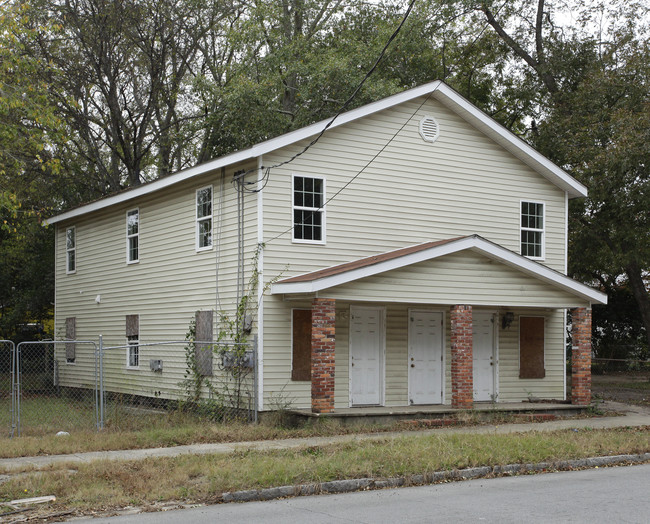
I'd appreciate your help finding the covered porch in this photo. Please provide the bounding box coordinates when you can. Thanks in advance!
[271,236,607,414]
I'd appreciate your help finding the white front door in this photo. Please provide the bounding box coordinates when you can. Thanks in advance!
[473,311,496,401]
[408,310,444,405]
[350,306,384,406]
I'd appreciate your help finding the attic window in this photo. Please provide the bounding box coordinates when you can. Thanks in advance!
[419,116,440,143]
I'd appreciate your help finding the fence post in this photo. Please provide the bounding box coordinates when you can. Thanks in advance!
[253,335,258,424]
[13,342,22,437]
[99,335,104,430]
[6,341,17,438]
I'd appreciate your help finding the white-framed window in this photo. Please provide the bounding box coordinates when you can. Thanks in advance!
[66,226,76,273]
[520,201,545,259]
[196,186,213,251]
[292,175,325,243]
[127,335,139,368]
[126,314,139,369]
[126,208,139,263]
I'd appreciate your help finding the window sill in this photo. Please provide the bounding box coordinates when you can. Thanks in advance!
[127,260,139,265]
[292,239,326,246]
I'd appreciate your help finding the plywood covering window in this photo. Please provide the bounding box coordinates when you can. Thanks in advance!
[66,227,76,273]
[293,175,325,243]
[65,317,76,363]
[519,316,545,379]
[521,201,545,259]
[126,209,139,263]
[292,309,311,381]
[126,314,139,368]
[195,310,213,376]
[196,186,213,251]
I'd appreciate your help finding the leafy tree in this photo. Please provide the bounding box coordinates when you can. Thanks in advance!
[455,0,650,353]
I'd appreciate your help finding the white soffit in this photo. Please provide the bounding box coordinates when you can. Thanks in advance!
[271,236,607,305]
[47,81,586,224]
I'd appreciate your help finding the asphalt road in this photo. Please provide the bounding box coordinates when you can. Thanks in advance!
[78,463,650,523]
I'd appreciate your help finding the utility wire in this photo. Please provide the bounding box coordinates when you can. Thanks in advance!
[261,0,508,245]
[233,0,418,191]
[265,91,433,245]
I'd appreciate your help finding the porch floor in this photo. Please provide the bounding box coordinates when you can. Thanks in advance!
[287,402,585,426]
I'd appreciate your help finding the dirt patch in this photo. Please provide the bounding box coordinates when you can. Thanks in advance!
[592,372,650,406]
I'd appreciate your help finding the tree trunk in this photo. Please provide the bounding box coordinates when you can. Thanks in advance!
[625,261,650,350]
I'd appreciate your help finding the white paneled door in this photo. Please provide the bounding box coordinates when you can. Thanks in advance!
[408,310,444,404]
[350,306,384,406]
[473,311,496,401]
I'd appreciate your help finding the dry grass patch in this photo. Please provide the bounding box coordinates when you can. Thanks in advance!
[1,427,649,512]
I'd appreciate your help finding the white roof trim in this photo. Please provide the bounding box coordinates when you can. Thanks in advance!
[47,81,586,224]
[271,236,607,305]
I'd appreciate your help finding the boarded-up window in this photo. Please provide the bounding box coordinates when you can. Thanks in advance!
[195,310,213,376]
[520,316,545,379]
[292,309,311,381]
[65,317,76,362]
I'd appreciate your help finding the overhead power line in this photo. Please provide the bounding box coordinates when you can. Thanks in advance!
[234,0,419,193]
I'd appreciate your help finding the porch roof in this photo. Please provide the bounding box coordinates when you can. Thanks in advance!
[271,235,607,306]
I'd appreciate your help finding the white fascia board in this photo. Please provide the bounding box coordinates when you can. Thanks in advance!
[46,149,257,225]
[47,79,587,223]
[46,81,444,225]
[432,86,588,199]
[467,242,607,304]
[271,236,607,305]
[271,237,476,295]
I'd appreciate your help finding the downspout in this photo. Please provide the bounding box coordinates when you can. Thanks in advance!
[215,167,226,331]
[256,155,264,412]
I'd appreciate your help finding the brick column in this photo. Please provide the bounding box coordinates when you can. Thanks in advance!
[571,307,592,406]
[451,305,473,409]
[311,298,336,413]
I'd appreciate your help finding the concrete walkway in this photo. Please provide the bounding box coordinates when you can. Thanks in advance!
[1,401,648,473]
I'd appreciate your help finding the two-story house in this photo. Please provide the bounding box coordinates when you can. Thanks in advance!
[47,81,606,414]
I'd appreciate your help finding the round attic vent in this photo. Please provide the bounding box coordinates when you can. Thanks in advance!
[419,115,440,143]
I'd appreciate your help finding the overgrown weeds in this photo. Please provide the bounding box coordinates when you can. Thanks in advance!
[1,427,648,513]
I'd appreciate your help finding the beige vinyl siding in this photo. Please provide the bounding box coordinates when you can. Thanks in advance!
[261,95,566,281]
[320,251,589,308]
[497,308,565,401]
[54,162,259,399]
[260,95,569,409]
[262,299,564,410]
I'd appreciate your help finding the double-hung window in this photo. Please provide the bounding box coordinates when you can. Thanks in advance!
[126,209,139,263]
[293,175,325,243]
[126,314,139,368]
[66,227,76,273]
[196,186,213,250]
[520,201,544,259]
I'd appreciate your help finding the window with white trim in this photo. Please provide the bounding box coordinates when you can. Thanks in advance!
[196,186,213,250]
[293,175,325,243]
[520,201,544,258]
[126,209,139,263]
[66,226,76,273]
[126,314,139,368]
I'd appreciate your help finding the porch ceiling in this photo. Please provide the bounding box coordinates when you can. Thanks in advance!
[271,235,607,307]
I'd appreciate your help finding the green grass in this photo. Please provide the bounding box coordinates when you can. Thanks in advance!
[1,427,648,513]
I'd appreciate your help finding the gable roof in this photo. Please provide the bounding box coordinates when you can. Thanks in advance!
[47,81,587,225]
[271,235,607,305]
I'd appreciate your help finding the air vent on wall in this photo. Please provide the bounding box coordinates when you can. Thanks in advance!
[419,115,440,143]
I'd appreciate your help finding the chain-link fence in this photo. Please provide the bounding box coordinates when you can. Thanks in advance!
[4,337,257,438]
[1,340,16,437]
